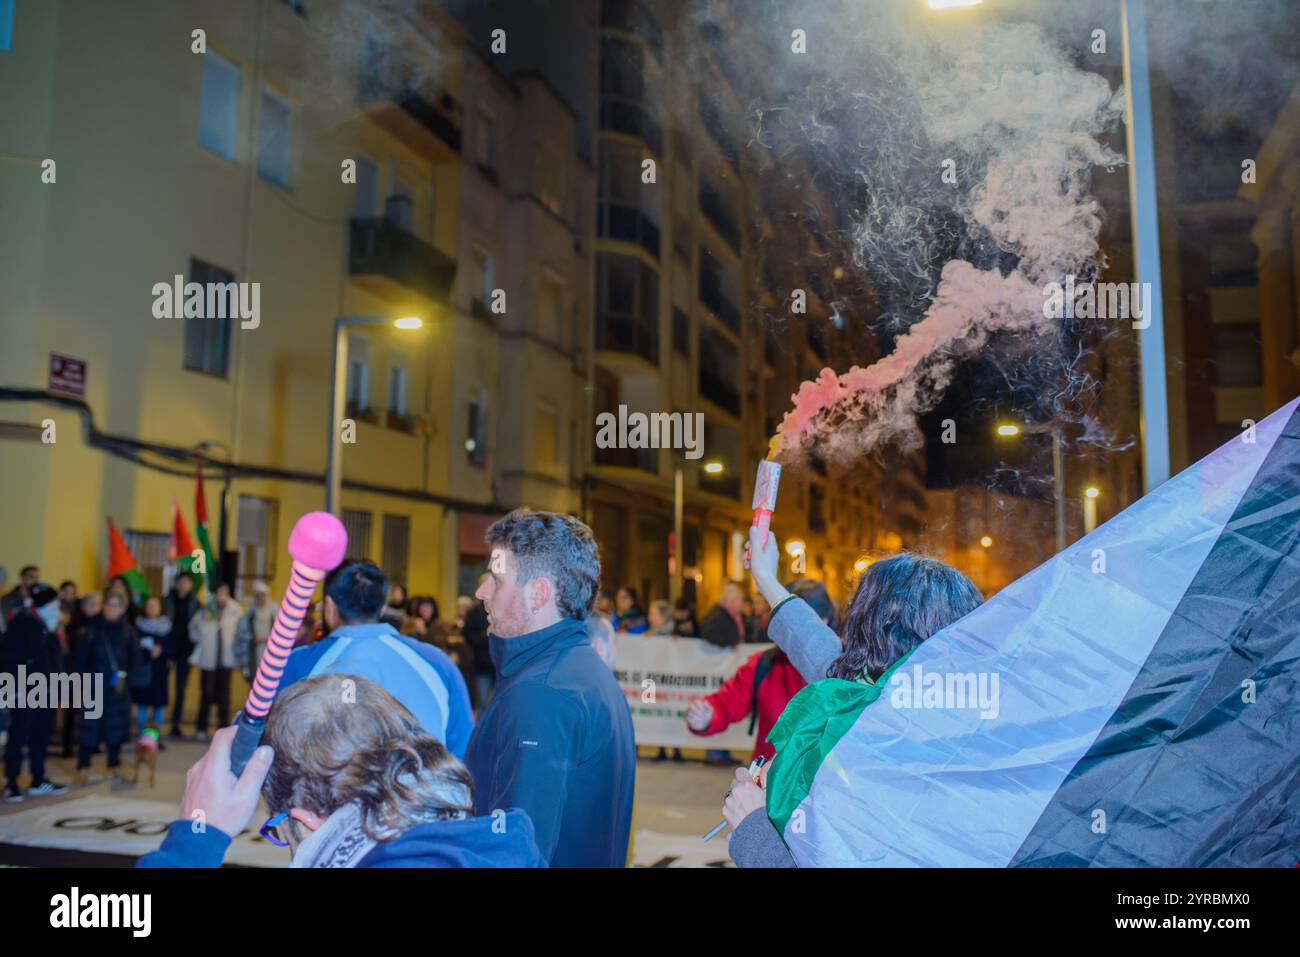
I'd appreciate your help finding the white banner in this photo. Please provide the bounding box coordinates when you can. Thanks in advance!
[0,794,286,867]
[612,635,770,751]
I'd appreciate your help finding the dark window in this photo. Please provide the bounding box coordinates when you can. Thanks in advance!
[342,509,373,561]
[672,307,689,356]
[382,514,410,587]
[183,257,234,377]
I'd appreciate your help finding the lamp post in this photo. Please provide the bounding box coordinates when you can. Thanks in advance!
[325,315,423,515]
[670,459,727,606]
[996,421,1066,553]
[1083,485,1101,535]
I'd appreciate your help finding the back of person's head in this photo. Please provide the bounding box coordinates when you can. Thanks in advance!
[829,553,983,682]
[786,578,835,626]
[262,673,473,842]
[484,508,600,620]
[324,561,387,624]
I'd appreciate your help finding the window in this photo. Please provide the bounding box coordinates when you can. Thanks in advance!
[235,495,279,595]
[381,514,410,588]
[123,530,171,598]
[183,257,234,377]
[0,0,13,51]
[386,175,415,233]
[466,392,488,467]
[199,49,241,161]
[672,307,689,356]
[468,245,494,313]
[534,402,560,476]
[346,335,370,412]
[257,86,293,187]
[342,509,373,561]
[353,155,378,218]
[476,105,496,170]
[535,143,564,215]
[387,363,407,415]
[538,273,564,345]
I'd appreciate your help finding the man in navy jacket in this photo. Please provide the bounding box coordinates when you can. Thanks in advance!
[464,509,636,867]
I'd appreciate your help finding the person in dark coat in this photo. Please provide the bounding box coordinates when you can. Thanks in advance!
[2,584,69,801]
[132,595,171,737]
[464,509,636,867]
[138,674,544,868]
[163,573,200,738]
[73,590,139,784]
[460,579,493,711]
[59,591,101,757]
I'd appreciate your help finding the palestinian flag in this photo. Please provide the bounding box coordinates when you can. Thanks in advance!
[106,518,151,605]
[169,500,198,572]
[194,465,219,596]
[767,397,1300,867]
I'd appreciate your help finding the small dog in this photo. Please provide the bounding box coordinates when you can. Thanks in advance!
[134,726,160,787]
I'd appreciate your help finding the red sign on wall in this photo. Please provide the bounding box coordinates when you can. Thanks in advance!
[49,353,87,397]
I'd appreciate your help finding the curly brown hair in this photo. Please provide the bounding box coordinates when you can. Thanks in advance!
[262,673,473,842]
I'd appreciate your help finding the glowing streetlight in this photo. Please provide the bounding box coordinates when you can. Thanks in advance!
[1085,486,1100,499]
[1083,485,1101,534]
[703,461,724,474]
[785,538,806,558]
[980,535,993,548]
[996,423,1020,437]
[853,556,871,574]
[393,316,423,329]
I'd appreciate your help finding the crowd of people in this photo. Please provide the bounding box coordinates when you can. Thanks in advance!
[2,505,986,869]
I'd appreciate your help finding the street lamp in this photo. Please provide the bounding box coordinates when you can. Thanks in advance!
[996,419,1066,553]
[325,315,424,515]
[1083,485,1101,534]
[979,535,993,548]
[671,459,727,606]
[853,555,871,574]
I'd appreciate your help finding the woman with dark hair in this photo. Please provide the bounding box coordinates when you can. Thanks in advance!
[138,673,544,867]
[613,586,647,634]
[723,527,984,867]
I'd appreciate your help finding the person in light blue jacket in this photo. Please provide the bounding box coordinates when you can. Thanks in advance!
[278,561,473,759]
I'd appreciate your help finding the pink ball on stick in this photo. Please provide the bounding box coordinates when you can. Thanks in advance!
[289,511,349,570]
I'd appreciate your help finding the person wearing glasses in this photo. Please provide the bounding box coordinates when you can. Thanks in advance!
[137,673,544,868]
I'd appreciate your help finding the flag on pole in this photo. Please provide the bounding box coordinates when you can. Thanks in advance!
[106,517,151,605]
[169,500,198,572]
[767,397,1300,867]
[195,465,219,597]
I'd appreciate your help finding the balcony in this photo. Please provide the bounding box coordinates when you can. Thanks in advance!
[600,95,663,155]
[601,0,663,59]
[596,312,659,366]
[349,218,457,304]
[598,202,660,259]
[698,97,738,169]
[699,182,740,252]
[698,369,740,417]
[359,57,461,163]
[699,272,740,333]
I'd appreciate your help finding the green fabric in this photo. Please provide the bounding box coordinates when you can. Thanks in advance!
[766,648,917,835]
[195,523,218,597]
[121,566,151,605]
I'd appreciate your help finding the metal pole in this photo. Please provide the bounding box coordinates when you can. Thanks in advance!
[1052,426,1066,552]
[671,466,684,606]
[1122,0,1172,492]
[325,319,349,515]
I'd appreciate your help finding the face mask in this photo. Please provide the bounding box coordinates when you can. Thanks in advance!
[37,602,61,632]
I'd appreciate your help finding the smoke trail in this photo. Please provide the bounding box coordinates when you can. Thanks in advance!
[770,16,1124,463]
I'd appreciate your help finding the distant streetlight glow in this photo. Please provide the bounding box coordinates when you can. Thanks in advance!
[394,316,423,329]
[785,538,806,557]
[1085,486,1100,499]
[854,556,870,574]
[703,461,724,474]
[980,535,993,548]
[996,423,1020,437]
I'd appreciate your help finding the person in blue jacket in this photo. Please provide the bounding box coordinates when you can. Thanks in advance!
[465,508,636,867]
[138,673,543,868]
[278,560,473,759]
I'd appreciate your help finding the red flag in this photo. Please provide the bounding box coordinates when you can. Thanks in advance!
[169,500,198,562]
